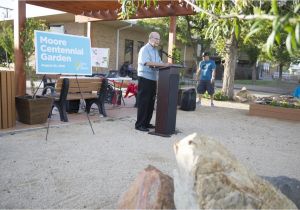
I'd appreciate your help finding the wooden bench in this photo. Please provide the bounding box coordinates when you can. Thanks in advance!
[46,77,108,122]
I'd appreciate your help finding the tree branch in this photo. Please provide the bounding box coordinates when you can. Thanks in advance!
[183,0,299,23]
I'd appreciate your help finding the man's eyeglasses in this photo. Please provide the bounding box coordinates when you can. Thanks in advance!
[152,37,160,41]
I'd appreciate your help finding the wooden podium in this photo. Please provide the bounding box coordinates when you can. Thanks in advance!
[146,62,182,137]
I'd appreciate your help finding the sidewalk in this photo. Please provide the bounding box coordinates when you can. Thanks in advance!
[214,81,292,95]
[181,79,292,95]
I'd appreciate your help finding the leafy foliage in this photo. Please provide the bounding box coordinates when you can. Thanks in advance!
[120,0,300,56]
[22,19,48,94]
[0,19,47,94]
[270,99,300,109]
[21,19,48,63]
[0,22,14,65]
[203,89,229,101]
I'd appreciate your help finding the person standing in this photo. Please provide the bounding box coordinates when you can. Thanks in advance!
[135,32,162,132]
[196,52,216,107]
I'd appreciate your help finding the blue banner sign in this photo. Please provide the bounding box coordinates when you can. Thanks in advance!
[35,31,92,75]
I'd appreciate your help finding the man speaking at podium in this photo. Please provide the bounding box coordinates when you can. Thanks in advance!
[135,32,162,132]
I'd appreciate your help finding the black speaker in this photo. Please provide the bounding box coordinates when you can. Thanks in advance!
[180,88,196,111]
[66,100,80,113]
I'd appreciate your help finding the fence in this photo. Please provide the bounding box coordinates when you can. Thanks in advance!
[0,69,15,129]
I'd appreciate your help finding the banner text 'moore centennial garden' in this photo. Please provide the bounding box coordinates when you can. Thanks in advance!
[35,31,92,75]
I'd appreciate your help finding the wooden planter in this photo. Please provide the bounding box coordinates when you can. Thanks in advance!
[249,103,300,121]
[0,70,15,129]
[15,95,53,125]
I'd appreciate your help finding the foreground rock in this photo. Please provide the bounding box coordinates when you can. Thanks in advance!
[173,133,297,209]
[117,165,175,209]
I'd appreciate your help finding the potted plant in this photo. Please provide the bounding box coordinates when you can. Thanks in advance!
[0,19,53,124]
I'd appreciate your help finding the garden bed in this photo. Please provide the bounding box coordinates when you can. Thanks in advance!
[249,103,300,121]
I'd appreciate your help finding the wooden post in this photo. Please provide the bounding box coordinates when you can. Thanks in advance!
[168,16,176,64]
[14,0,26,96]
[0,70,16,129]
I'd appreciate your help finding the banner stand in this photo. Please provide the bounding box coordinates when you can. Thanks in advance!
[75,75,95,135]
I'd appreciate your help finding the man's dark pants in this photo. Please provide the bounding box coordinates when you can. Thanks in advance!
[135,77,157,129]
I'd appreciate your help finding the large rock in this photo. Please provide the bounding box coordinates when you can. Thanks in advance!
[117,165,175,209]
[173,133,297,209]
[234,87,256,103]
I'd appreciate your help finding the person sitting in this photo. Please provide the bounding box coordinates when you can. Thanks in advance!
[119,61,130,77]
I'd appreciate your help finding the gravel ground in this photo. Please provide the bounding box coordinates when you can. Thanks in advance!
[0,98,299,208]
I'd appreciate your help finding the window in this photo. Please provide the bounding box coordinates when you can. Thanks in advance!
[49,25,65,34]
[137,41,144,53]
[124,39,134,64]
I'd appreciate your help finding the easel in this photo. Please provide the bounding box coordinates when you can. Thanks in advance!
[35,74,96,141]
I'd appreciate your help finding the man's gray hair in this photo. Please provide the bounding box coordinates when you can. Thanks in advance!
[149,32,158,39]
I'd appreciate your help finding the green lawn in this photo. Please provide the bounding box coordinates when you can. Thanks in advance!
[234,80,297,89]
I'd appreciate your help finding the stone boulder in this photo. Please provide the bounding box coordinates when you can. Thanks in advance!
[173,133,297,209]
[234,87,256,103]
[117,165,175,209]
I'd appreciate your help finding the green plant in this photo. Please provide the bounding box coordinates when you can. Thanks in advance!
[202,89,229,101]
[270,99,279,106]
[214,90,229,101]
[21,19,48,95]
[0,19,47,95]
[172,47,181,64]
[270,98,300,109]
[0,22,14,67]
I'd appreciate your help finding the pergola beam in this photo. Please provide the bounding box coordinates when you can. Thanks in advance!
[168,16,176,64]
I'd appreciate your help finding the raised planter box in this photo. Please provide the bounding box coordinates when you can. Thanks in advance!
[249,103,300,121]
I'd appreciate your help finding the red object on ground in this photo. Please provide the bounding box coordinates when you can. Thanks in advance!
[124,83,138,98]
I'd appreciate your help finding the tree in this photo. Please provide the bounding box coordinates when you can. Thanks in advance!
[22,18,48,94]
[0,21,14,67]
[195,1,254,99]
[0,18,47,94]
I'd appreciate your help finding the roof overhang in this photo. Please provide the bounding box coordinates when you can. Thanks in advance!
[25,0,196,21]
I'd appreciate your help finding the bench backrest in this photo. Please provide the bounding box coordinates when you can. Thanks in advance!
[56,77,103,94]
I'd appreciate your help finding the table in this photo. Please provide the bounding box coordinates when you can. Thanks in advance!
[107,77,133,106]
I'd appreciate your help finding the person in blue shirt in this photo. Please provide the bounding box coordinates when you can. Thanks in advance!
[293,85,300,98]
[196,52,216,107]
[135,32,162,132]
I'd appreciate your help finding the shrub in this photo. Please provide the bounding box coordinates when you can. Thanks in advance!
[203,89,229,101]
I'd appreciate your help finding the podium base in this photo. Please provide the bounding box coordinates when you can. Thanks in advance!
[148,129,180,138]
[148,131,172,137]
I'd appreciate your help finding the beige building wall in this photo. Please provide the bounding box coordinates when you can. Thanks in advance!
[91,22,119,72]
[64,22,86,36]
